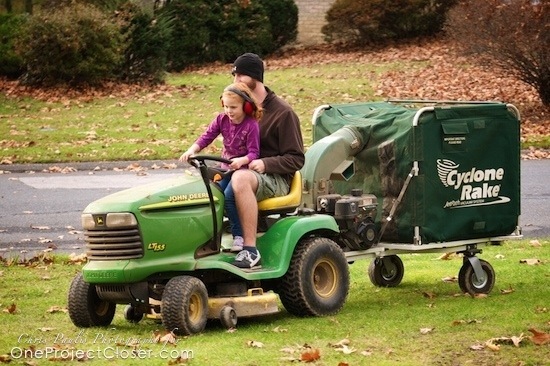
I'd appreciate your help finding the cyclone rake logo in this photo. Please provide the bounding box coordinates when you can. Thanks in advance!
[436,159,510,209]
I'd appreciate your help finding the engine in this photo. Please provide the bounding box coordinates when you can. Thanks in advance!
[316,189,378,250]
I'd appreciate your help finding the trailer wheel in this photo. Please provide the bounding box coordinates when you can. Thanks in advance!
[368,255,404,287]
[278,237,349,317]
[68,272,116,327]
[161,276,208,336]
[220,305,238,329]
[124,305,144,323]
[458,259,495,295]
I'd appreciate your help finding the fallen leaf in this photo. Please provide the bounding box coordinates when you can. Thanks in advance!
[519,258,541,265]
[334,345,356,354]
[46,306,67,313]
[422,291,436,299]
[31,225,50,230]
[470,343,485,351]
[246,340,264,348]
[300,348,320,362]
[528,328,550,345]
[420,327,434,335]
[3,303,16,314]
[442,276,458,283]
[500,286,515,294]
[272,326,288,333]
[329,338,350,347]
[529,239,542,247]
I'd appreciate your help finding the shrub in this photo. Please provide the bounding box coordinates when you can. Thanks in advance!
[258,0,298,48]
[447,0,549,107]
[0,14,27,78]
[322,0,457,45]
[159,0,296,71]
[117,1,173,83]
[15,3,122,86]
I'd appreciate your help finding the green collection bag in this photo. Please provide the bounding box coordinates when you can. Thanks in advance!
[313,101,521,244]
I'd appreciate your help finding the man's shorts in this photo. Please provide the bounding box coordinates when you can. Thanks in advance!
[251,172,290,201]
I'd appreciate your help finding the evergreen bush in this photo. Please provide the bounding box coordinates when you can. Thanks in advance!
[0,14,27,78]
[15,3,122,86]
[322,0,457,45]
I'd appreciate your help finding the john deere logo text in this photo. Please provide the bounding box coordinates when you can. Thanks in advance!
[437,159,510,209]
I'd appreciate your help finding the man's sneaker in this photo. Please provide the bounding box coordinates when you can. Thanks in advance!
[230,236,244,252]
[232,249,261,268]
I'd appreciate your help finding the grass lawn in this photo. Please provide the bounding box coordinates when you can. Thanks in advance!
[1,239,549,365]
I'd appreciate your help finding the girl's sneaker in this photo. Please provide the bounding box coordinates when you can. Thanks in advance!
[230,236,244,252]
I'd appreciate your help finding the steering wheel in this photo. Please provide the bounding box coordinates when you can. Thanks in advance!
[188,155,234,183]
[188,155,233,168]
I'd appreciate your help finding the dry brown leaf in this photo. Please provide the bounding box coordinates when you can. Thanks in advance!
[168,355,189,365]
[500,286,515,295]
[529,239,542,247]
[3,303,16,314]
[46,306,67,313]
[420,327,434,335]
[334,345,356,354]
[422,291,436,299]
[31,225,50,230]
[520,258,541,265]
[329,338,350,347]
[0,354,11,363]
[67,253,87,265]
[300,348,321,362]
[153,330,178,345]
[470,343,485,351]
[246,340,264,348]
[528,328,550,345]
[442,276,458,283]
[37,327,55,332]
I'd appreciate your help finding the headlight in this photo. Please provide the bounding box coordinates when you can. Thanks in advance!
[81,213,137,229]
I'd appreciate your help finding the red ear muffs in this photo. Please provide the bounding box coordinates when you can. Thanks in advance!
[222,87,257,116]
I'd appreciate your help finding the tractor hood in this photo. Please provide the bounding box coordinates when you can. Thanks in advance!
[83,173,217,214]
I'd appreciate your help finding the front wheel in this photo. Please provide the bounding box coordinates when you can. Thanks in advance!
[458,259,495,295]
[161,276,208,336]
[278,237,349,317]
[67,273,116,327]
[368,255,404,287]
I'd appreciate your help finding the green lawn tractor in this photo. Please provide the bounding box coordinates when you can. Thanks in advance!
[68,100,521,335]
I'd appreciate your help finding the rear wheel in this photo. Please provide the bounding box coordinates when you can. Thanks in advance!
[368,255,404,287]
[161,276,208,336]
[68,273,116,327]
[278,237,349,316]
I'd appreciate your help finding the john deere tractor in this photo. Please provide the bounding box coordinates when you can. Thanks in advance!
[68,101,521,335]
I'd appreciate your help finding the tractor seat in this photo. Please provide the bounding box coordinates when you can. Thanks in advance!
[258,171,302,215]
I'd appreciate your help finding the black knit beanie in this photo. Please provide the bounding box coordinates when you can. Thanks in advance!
[232,53,264,83]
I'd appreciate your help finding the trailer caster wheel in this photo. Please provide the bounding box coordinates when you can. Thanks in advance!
[124,305,144,323]
[368,255,404,287]
[458,259,495,295]
[220,305,237,329]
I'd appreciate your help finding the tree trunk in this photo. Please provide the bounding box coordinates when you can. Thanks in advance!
[5,0,13,13]
[24,0,33,14]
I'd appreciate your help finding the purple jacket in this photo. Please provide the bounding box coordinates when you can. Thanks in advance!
[195,113,260,168]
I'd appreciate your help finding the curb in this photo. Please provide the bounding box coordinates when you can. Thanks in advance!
[0,160,182,173]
